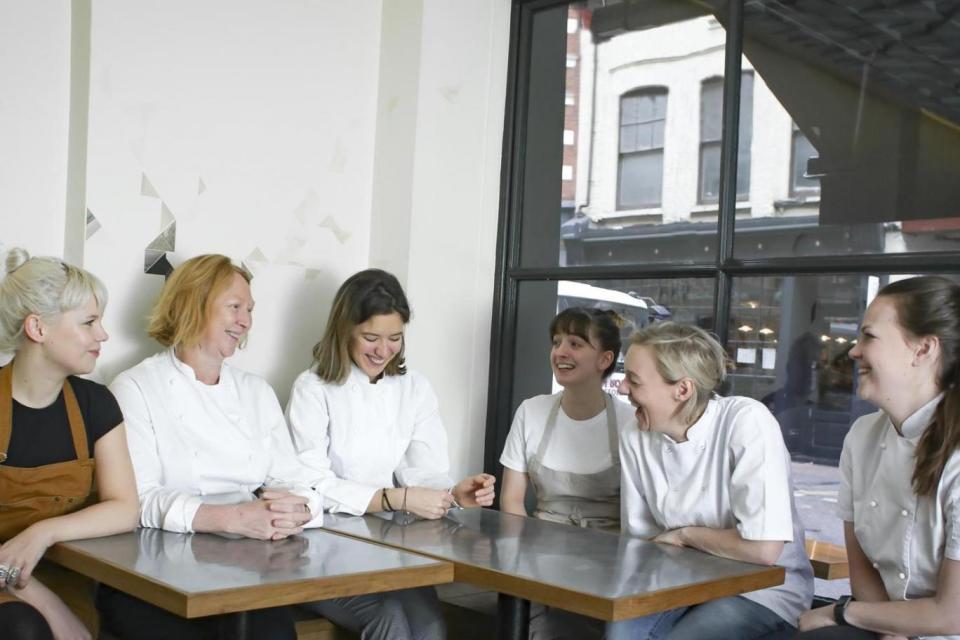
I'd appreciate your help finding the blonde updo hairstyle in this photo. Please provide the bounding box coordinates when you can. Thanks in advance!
[0,248,108,353]
[628,322,730,425]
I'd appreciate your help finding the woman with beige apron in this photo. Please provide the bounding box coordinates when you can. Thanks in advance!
[499,307,636,639]
[0,248,138,640]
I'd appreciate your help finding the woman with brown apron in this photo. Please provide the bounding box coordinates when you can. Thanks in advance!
[0,248,138,639]
[499,307,636,639]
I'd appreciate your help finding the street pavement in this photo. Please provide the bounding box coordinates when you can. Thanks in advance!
[792,461,849,599]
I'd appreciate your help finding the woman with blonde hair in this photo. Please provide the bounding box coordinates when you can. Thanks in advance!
[610,321,812,640]
[99,254,322,640]
[797,276,960,639]
[286,268,496,640]
[0,248,139,640]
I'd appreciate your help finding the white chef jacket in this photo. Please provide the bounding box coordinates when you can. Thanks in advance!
[111,349,323,533]
[500,392,636,474]
[285,365,453,515]
[620,395,813,625]
[839,393,960,640]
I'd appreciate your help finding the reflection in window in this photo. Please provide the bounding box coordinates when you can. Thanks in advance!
[699,73,753,203]
[618,88,667,209]
[791,122,820,195]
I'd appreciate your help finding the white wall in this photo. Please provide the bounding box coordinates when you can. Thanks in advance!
[0,0,509,481]
[0,1,71,258]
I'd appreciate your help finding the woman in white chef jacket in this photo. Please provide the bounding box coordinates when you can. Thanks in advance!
[286,268,496,640]
[610,322,812,640]
[796,276,960,640]
[101,255,322,640]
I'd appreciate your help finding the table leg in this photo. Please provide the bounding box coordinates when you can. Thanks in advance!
[497,593,530,640]
[220,611,250,640]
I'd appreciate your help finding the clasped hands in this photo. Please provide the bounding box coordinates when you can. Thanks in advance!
[232,489,313,541]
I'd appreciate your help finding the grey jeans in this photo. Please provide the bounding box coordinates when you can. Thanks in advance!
[300,587,445,640]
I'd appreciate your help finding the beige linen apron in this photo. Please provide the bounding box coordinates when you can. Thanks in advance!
[527,395,621,532]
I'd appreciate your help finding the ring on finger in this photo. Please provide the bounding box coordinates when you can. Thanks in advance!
[6,567,20,584]
[0,565,7,580]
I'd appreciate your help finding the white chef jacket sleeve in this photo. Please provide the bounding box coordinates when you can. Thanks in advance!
[499,401,529,473]
[836,424,856,522]
[619,429,661,538]
[394,373,453,490]
[728,401,795,541]
[110,372,204,533]
[256,380,323,527]
[285,373,381,515]
[942,463,960,560]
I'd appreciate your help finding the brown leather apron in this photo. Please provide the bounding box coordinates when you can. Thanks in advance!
[0,362,95,542]
[0,363,100,632]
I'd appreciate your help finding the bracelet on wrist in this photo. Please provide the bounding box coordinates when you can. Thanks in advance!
[381,488,395,512]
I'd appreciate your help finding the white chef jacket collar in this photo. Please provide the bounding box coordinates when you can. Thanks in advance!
[664,395,718,444]
[349,362,393,385]
[167,347,226,386]
[898,392,944,441]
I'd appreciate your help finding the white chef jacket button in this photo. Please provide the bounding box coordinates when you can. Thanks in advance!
[880,443,886,449]
[870,500,878,507]
[898,572,906,580]
[872,562,879,569]
[901,509,909,517]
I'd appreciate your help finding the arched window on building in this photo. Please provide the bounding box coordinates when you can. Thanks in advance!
[699,72,753,203]
[617,87,667,209]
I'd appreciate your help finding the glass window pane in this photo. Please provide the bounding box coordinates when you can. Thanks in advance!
[736,3,960,259]
[792,130,820,193]
[700,142,721,202]
[618,152,663,209]
[728,273,960,464]
[524,2,727,268]
[701,79,723,143]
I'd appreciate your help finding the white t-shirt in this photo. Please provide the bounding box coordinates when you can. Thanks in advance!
[620,395,813,625]
[838,394,960,640]
[500,392,636,475]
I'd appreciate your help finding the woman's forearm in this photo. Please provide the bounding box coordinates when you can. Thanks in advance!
[674,526,784,565]
[27,497,139,547]
[844,597,960,637]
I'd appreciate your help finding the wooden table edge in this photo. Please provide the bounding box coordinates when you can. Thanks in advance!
[184,560,454,617]
[46,542,189,617]
[321,525,785,621]
[47,540,453,618]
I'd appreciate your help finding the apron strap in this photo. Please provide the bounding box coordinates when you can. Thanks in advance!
[0,363,12,462]
[0,363,88,462]
[63,379,89,461]
[535,395,564,462]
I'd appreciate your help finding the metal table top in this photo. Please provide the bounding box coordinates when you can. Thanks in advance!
[46,526,452,618]
[322,508,784,621]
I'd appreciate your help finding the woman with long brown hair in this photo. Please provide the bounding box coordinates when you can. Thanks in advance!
[286,268,495,640]
[797,276,960,639]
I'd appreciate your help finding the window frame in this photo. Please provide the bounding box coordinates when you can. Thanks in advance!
[483,0,960,477]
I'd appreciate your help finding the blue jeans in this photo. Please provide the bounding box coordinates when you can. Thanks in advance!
[605,595,795,640]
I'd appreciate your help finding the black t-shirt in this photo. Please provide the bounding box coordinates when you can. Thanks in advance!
[3,372,124,468]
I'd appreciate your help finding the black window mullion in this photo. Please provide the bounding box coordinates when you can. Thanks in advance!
[715,0,745,346]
